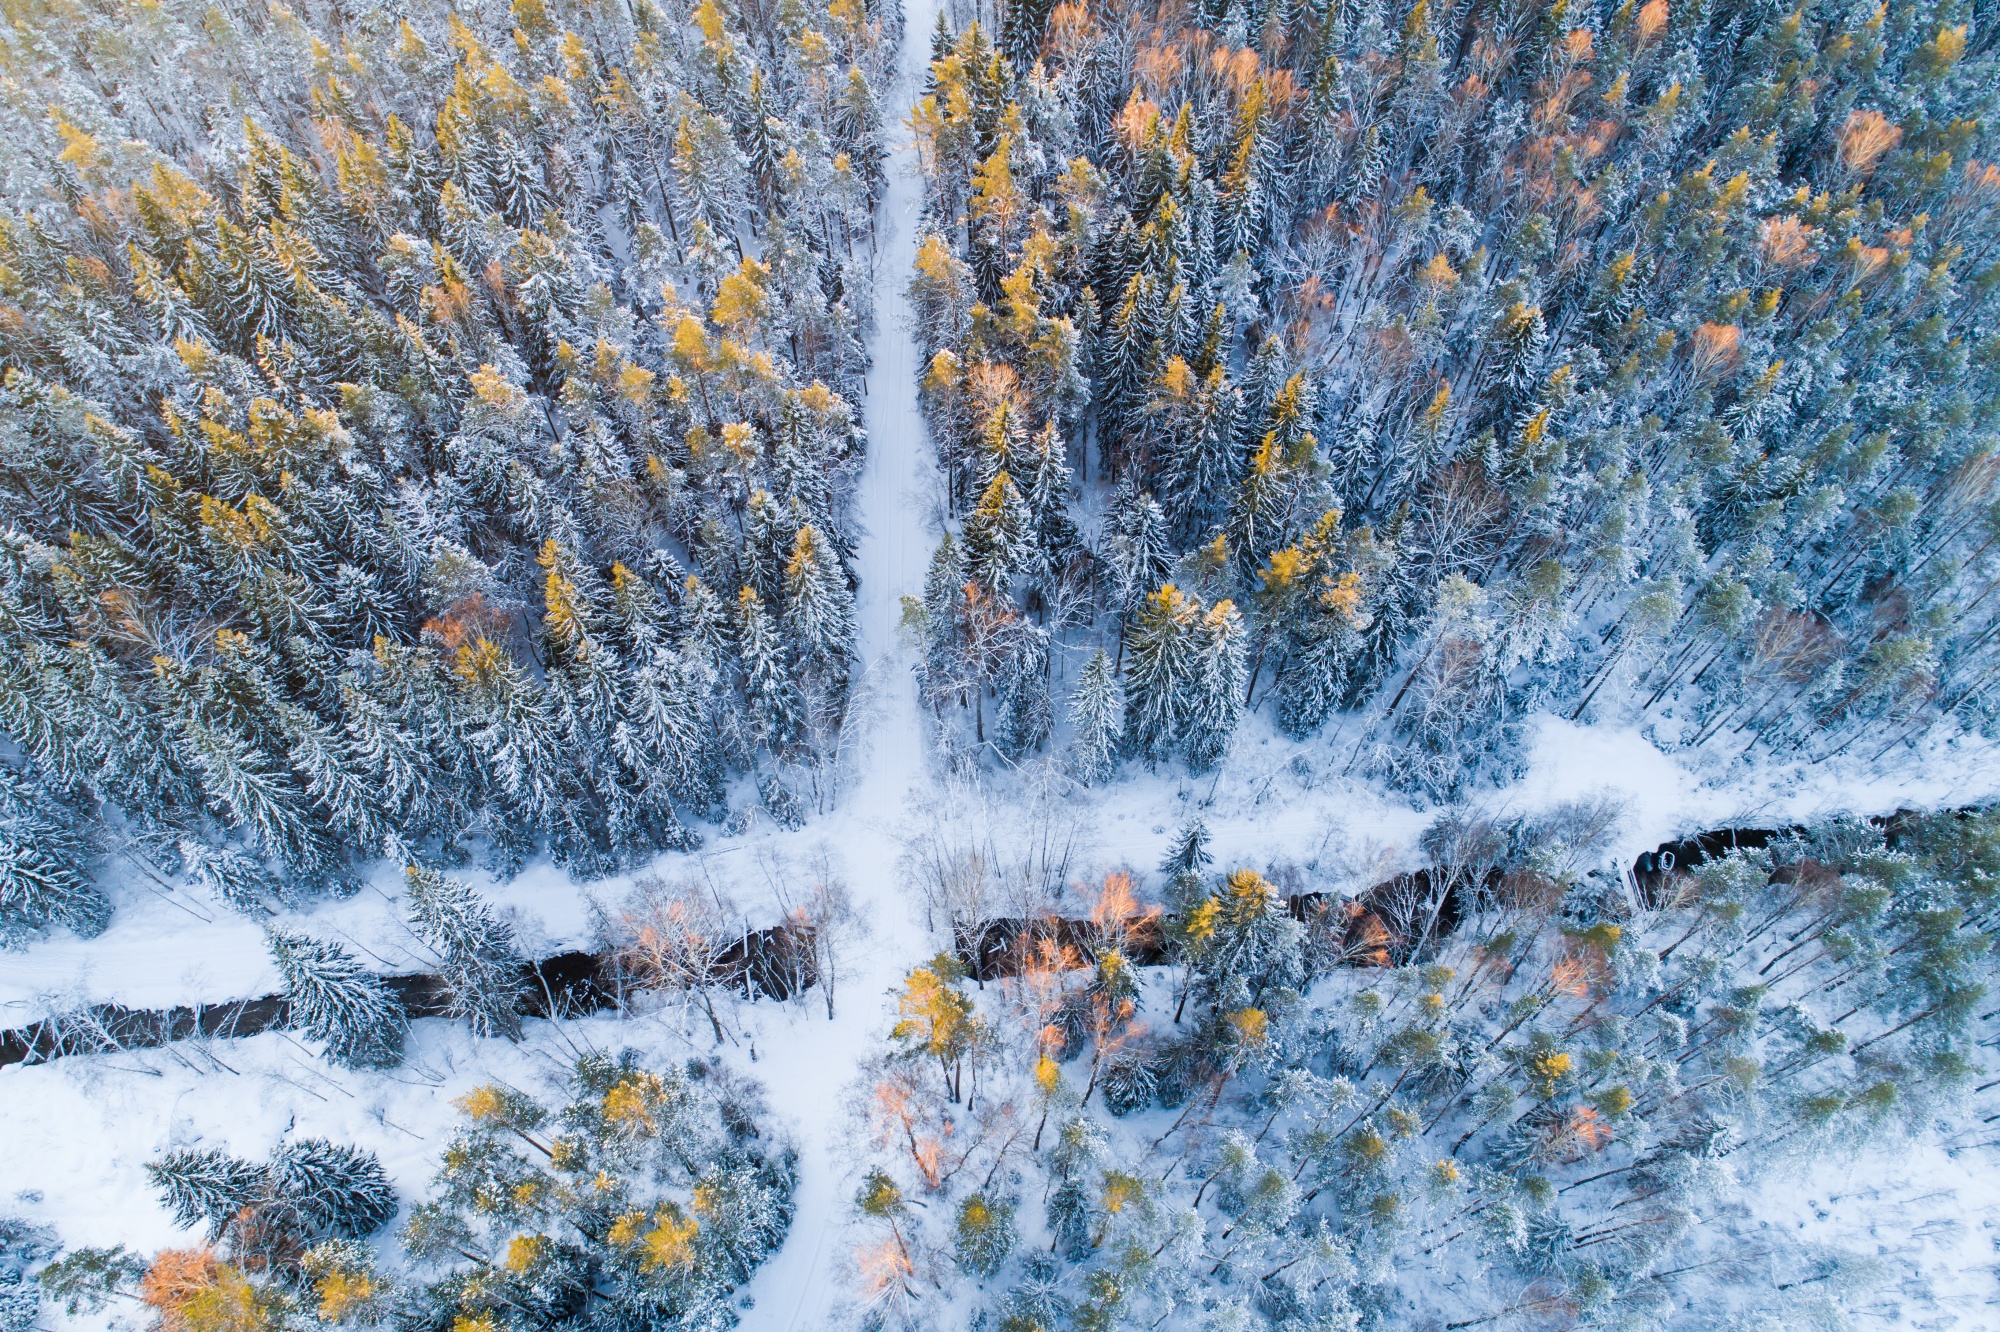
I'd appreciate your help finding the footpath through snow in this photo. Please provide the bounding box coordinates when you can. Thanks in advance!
[730,0,943,1320]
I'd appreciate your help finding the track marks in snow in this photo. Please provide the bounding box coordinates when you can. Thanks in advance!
[732,0,943,1322]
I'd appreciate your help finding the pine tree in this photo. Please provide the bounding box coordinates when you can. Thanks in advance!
[266,927,407,1069]
[1123,584,1200,763]
[1067,649,1123,785]
[954,1192,1018,1279]
[1045,1178,1095,1262]
[964,471,1037,593]
[404,865,524,1040]
[404,1051,794,1322]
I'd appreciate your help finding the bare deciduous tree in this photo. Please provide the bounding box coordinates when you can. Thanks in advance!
[604,873,737,1044]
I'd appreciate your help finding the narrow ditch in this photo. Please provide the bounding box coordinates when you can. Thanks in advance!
[3,810,1963,1067]
[0,923,814,1068]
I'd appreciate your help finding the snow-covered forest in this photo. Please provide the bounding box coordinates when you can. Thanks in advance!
[2,0,2000,1326]
[903,0,2000,796]
[0,0,896,942]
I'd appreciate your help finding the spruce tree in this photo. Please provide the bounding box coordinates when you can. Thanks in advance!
[1104,484,1174,618]
[1067,649,1123,785]
[1183,599,1247,770]
[995,635,1054,760]
[404,865,524,1040]
[266,1140,399,1240]
[146,1149,266,1238]
[1160,818,1213,877]
[783,525,856,681]
[177,839,283,915]
[736,586,803,755]
[0,768,106,944]
[965,471,1037,594]
[1123,584,1200,763]
[0,0,886,917]
[266,928,407,1070]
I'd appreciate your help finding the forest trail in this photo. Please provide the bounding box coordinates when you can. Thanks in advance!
[734,0,943,1323]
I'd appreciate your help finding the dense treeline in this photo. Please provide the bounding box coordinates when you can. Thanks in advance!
[847,803,1998,1329]
[0,0,902,943]
[902,0,2000,793]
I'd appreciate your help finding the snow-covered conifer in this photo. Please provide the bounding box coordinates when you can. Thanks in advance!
[146,1149,265,1238]
[266,1140,398,1240]
[1123,584,1200,763]
[404,865,524,1040]
[1182,599,1247,770]
[1067,649,1123,784]
[783,525,856,681]
[953,1192,1017,1279]
[0,768,106,944]
[737,586,804,755]
[266,928,407,1069]
[964,471,1037,593]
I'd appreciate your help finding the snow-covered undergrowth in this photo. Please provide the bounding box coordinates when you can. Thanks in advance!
[835,790,2000,1330]
[5,711,1999,1330]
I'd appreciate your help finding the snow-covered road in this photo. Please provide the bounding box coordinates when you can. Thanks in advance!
[732,0,943,1321]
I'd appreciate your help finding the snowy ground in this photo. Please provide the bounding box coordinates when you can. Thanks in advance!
[12,712,1996,1031]
[8,0,2000,1323]
[1733,1137,2000,1328]
[727,0,943,1315]
[9,698,2000,1328]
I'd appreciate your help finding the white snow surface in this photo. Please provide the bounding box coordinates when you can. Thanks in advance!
[7,3,2000,1324]
[729,0,943,1316]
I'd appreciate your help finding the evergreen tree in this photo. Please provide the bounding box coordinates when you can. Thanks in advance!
[1104,483,1175,620]
[964,471,1037,593]
[266,1140,399,1240]
[266,927,407,1069]
[1067,649,1123,785]
[0,767,106,944]
[146,1149,266,1238]
[918,533,973,714]
[404,865,524,1040]
[954,1192,1017,1279]
[1123,584,1200,763]
[783,525,856,681]
[900,0,2000,773]
[1151,358,1245,544]
[995,632,1054,760]
[1183,599,1247,770]
[1160,817,1213,877]
[402,1051,793,1326]
[737,587,803,755]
